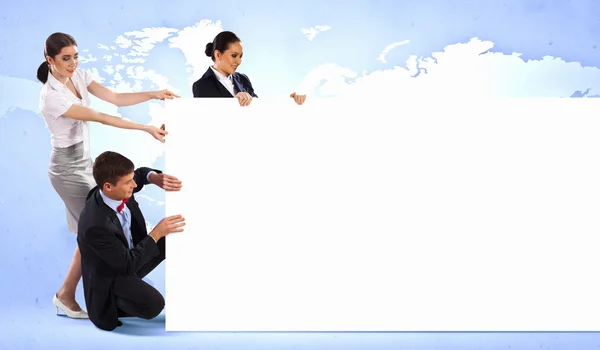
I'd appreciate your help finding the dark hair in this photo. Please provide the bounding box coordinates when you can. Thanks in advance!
[205,31,241,61]
[93,151,135,188]
[37,32,77,84]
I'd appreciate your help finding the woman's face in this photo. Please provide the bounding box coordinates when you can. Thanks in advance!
[215,41,243,76]
[47,45,79,79]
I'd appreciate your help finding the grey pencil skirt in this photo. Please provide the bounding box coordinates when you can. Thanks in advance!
[48,141,96,234]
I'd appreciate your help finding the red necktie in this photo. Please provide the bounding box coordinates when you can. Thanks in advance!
[117,198,128,213]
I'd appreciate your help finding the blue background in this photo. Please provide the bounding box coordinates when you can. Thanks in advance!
[1,0,600,348]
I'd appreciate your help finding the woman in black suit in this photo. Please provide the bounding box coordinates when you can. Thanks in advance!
[192,31,306,106]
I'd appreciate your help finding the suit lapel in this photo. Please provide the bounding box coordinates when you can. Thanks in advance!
[203,68,234,97]
[218,81,234,97]
[93,190,131,247]
[126,196,146,243]
[108,212,129,247]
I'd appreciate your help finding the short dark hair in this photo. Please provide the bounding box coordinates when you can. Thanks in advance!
[93,151,134,188]
[205,31,241,61]
[37,32,77,84]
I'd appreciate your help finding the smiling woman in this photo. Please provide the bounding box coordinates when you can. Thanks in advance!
[35,32,181,321]
[192,30,307,106]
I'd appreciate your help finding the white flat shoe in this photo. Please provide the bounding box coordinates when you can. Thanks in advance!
[52,294,89,319]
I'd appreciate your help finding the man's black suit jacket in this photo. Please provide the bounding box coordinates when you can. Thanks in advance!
[77,167,164,331]
[192,67,258,98]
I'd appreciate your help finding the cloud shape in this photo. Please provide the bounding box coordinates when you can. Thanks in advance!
[300,25,332,41]
[298,38,600,99]
[168,20,224,85]
[75,26,187,171]
[377,40,410,63]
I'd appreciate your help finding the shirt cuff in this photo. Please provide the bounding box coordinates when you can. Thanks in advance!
[146,171,156,182]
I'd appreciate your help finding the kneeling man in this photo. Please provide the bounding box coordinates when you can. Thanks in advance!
[78,151,185,331]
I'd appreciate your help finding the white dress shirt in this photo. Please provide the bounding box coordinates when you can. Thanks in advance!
[210,66,236,96]
[39,68,94,154]
[100,190,134,249]
[99,171,156,248]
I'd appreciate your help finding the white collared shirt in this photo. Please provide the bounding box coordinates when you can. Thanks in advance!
[99,171,157,248]
[210,66,236,96]
[39,68,94,150]
[99,189,134,249]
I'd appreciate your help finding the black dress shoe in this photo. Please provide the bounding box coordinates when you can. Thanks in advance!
[116,320,123,327]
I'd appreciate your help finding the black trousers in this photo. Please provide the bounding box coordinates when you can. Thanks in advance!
[114,275,164,319]
[114,238,166,320]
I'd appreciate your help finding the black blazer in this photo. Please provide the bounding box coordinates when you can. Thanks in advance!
[77,167,165,331]
[192,67,258,98]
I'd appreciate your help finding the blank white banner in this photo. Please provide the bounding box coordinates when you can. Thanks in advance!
[164,97,600,331]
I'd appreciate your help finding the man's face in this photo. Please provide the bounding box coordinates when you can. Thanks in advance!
[104,172,137,200]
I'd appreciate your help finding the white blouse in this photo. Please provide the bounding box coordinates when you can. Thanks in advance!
[210,66,236,96]
[39,68,94,152]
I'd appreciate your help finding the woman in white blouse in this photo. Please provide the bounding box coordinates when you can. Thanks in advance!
[38,32,179,319]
